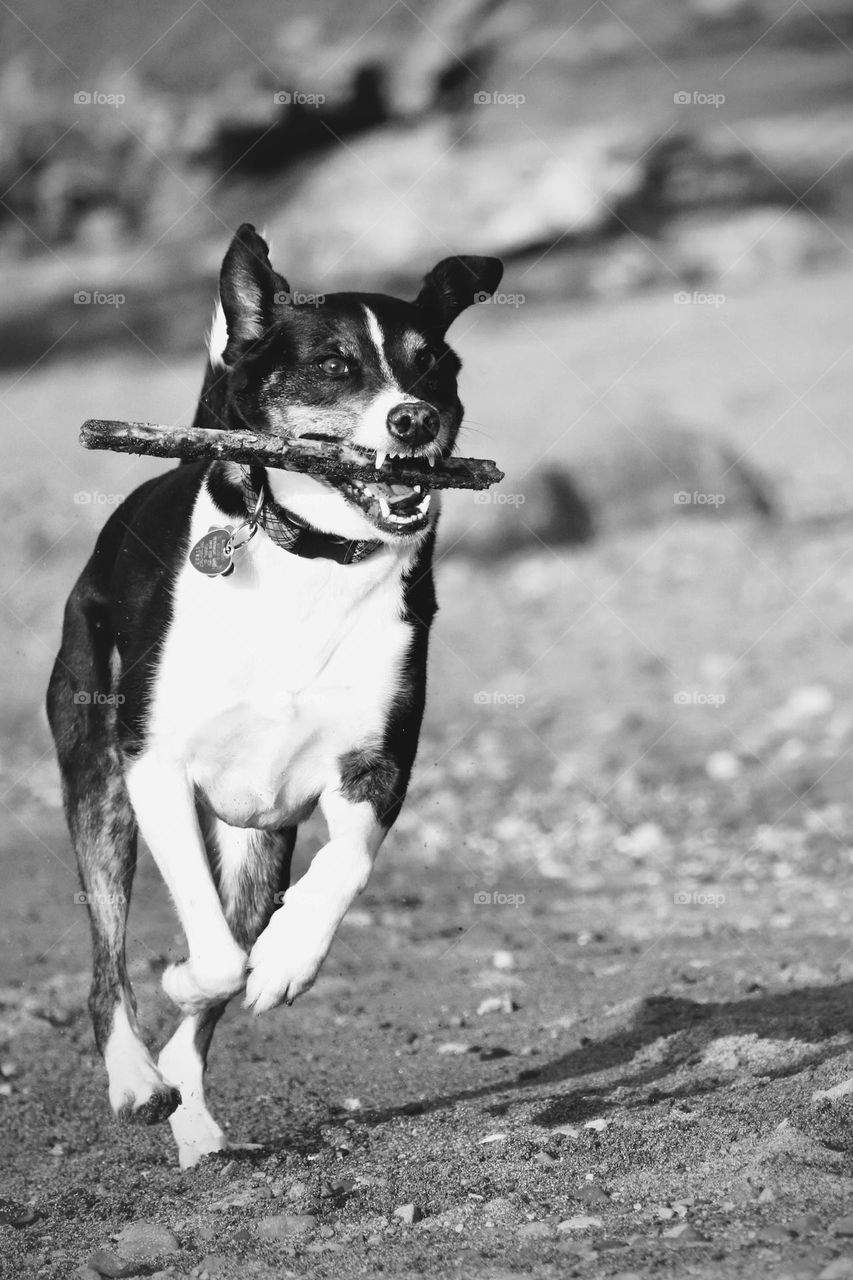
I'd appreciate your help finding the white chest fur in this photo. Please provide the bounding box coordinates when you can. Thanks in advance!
[146,486,417,828]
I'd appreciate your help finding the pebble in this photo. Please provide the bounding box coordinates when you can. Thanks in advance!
[819,1261,853,1280]
[114,1222,180,1259]
[533,1151,556,1167]
[557,1215,603,1231]
[342,1096,361,1111]
[256,1213,317,1241]
[393,1203,423,1225]
[759,1224,795,1243]
[517,1221,553,1239]
[477,994,516,1016]
[197,1257,230,1278]
[833,1218,853,1237]
[286,1180,308,1200]
[437,1041,474,1055]
[574,1184,609,1204]
[478,1132,508,1144]
[553,1123,580,1139]
[584,1118,609,1133]
[662,1222,707,1245]
[492,950,516,971]
[0,1198,37,1227]
[86,1251,140,1278]
[790,1213,822,1235]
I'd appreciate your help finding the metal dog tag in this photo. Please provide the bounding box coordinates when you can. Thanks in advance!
[188,526,235,577]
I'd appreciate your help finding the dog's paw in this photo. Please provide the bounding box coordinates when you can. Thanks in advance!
[111,1060,182,1125]
[244,900,334,1014]
[162,951,248,1012]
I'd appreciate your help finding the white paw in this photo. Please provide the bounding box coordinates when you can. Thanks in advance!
[170,1108,228,1170]
[244,899,335,1014]
[162,950,248,1012]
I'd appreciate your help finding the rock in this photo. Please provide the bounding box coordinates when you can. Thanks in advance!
[553,1123,580,1139]
[86,1251,139,1279]
[256,1213,317,1241]
[534,1151,556,1166]
[492,950,516,971]
[477,993,516,1016]
[342,1096,361,1111]
[478,1132,508,1144]
[114,1222,180,1260]
[393,1203,423,1225]
[759,1224,795,1243]
[662,1222,707,1244]
[574,1184,610,1204]
[437,1041,474,1055]
[833,1218,853,1237]
[790,1213,822,1236]
[584,1118,609,1133]
[286,1180,308,1200]
[197,1257,230,1278]
[820,1261,853,1280]
[0,1198,37,1227]
[517,1220,554,1238]
[557,1215,603,1231]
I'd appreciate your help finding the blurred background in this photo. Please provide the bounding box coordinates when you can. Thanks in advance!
[6,3,853,1259]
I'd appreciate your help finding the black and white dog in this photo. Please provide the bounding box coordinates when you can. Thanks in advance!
[47,224,502,1168]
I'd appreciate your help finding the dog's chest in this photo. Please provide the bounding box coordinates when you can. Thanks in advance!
[146,491,414,827]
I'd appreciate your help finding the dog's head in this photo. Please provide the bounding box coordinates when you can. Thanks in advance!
[209,223,502,544]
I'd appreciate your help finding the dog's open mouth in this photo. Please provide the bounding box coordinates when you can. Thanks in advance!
[335,474,433,535]
[300,433,438,536]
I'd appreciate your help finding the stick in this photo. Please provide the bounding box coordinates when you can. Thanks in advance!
[79,420,504,490]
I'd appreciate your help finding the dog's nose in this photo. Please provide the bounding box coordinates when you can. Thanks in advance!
[386,402,440,448]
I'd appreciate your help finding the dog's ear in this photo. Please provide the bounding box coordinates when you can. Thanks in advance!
[219,223,290,360]
[414,255,503,333]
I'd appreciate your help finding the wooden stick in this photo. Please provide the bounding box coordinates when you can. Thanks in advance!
[79,420,504,491]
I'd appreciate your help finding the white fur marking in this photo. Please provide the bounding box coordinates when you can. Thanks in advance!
[103,1003,167,1115]
[363,305,395,382]
[159,1015,226,1169]
[207,297,227,369]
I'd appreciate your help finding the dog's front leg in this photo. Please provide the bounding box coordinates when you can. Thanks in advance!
[244,789,385,1014]
[125,752,248,1012]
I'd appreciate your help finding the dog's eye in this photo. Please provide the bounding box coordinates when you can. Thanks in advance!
[318,355,351,378]
[414,348,436,371]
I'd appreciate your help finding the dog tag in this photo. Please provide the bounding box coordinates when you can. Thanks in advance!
[188,526,234,577]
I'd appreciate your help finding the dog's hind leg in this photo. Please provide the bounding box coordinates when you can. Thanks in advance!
[158,820,296,1168]
[47,590,180,1124]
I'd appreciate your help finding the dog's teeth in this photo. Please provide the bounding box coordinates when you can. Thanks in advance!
[378,496,391,518]
[375,450,386,471]
[428,456,437,468]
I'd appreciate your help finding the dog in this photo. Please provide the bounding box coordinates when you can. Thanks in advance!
[47,224,503,1168]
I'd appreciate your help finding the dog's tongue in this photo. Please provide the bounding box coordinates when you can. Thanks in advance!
[368,480,421,511]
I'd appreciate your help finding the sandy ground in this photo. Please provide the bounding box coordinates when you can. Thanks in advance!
[6,274,853,1277]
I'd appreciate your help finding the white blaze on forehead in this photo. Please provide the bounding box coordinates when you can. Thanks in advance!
[362,305,397,384]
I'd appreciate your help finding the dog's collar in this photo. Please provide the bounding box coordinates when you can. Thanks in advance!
[240,464,384,566]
